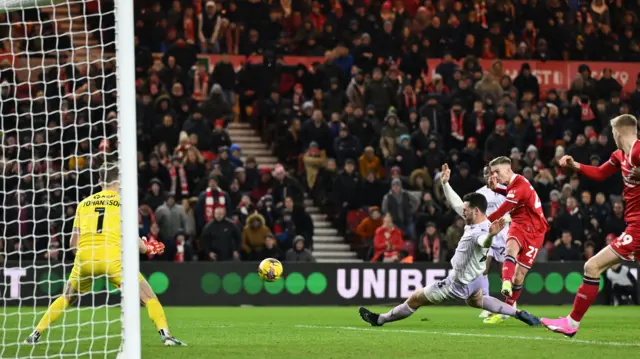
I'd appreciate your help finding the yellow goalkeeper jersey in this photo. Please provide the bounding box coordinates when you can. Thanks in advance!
[73,189,121,256]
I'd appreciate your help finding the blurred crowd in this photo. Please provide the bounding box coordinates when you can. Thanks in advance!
[2,0,640,264]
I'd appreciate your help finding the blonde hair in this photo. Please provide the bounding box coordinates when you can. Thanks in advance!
[489,156,511,167]
[610,114,638,131]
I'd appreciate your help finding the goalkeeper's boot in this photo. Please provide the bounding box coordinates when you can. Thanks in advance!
[359,307,382,327]
[515,310,541,326]
[483,313,505,324]
[501,280,513,297]
[478,310,492,319]
[23,330,41,345]
[541,317,578,338]
[162,335,187,346]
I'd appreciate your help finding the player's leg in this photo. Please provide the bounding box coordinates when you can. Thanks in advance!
[542,245,622,337]
[139,277,186,346]
[466,289,540,326]
[478,255,494,319]
[359,279,449,326]
[24,265,85,344]
[500,235,522,296]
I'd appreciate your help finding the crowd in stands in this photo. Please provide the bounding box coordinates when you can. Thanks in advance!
[2,0,640,264]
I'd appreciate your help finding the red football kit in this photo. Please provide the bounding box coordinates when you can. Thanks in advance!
[488,174,550,269]
[577,140,640,261]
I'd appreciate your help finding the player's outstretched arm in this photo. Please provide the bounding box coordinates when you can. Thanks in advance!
[440,164,464,217]
[477,217,507,248]
[560,155,618,181]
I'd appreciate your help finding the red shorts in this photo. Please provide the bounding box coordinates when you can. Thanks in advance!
[609,225,640,261]
[506,224,546,269]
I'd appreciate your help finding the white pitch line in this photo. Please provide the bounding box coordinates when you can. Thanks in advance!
[294,325,640,347]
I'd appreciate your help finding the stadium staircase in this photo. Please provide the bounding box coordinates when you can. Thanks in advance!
[227,122,360,263]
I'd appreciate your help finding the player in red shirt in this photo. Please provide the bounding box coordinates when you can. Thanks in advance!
[486,156,550,313]
[542,114,640,337]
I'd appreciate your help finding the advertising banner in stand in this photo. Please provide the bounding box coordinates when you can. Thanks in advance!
[1,262,636,306]
[200,54,640,96]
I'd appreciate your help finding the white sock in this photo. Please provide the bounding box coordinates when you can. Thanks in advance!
[567,316,580,328]
[159,328,169,337]
[378,301,416,325]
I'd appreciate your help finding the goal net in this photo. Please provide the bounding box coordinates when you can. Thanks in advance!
[0,0,140,358]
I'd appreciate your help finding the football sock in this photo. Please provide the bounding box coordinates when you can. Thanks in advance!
[568,276,600,325]
[377,301,415,325]
[36,296,70,334]
[505,284,522,306]
[482,296,517,317]
[501,255,517,283]
[146,298,169,333]
[481,275,490,296]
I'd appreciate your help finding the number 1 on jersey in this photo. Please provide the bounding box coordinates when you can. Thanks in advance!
[95,207,106,233]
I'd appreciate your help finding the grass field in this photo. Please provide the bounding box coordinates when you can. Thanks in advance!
[2,306,640,358]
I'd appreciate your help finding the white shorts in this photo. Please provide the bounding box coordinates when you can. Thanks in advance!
[423,274,484,304]
[487,227,507,263]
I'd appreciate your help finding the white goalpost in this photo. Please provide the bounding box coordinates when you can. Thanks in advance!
[0,0,140,358]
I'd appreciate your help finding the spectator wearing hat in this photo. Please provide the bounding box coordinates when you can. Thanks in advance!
[371,213,404,262]
[155,194,189,244]
[285,235,316,262]
[382,178,419,241]
[241,213,272,260]
[334,124,361,167]
[392,134,417,175]
[229,144,244,168]
[358,146,385,179]
[202,83,234,124]
[450,162,482,198]
[461,137,482,174]
[513,63,540,102]
[182,108,213,150]
[484,118,515,160]
[334,158,361,233]
[200,206,241,261]
[379,111,409,160]
[195,175,232,230]
[215,146,236,185]
[325,77,348,115]
[302,141,327,190]
[355,206,383,243]
[143,178,166,212]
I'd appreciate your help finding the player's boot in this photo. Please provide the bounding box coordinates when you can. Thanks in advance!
[515,311,541,326]
[359,307,382,327]
[501,280,513,297]
[482,313,504,324]
[541,317,578,338]
[162,335,187,346]
[478,310,492,319]
[23,330,41,345]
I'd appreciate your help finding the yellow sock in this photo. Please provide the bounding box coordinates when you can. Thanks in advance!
[146,298,169,334]
[36,296,70,334]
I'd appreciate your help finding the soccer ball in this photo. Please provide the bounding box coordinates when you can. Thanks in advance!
[258,258,283,282]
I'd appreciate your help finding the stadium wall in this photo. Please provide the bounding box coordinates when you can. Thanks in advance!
[1,262,636,306]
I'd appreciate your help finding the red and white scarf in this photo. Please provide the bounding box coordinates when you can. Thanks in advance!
[475,111,485,134]
[404,90,417,109]
[450,109,465,141]
[475,1,487,28]
[193,71,209,101]
[205,187,226,222]
[423,234,441,263]
[169,164,189,196]
[580,103,595,121]
[175,237,184,263]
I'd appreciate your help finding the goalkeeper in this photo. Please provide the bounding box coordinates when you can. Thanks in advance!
[24,164,186,347]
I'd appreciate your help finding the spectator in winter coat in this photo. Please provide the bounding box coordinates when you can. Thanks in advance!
[417,222,445,262]
[261,234,283,260]
[285,235,316,262]
[195,175,232,231]
[360,171,388,208]
[302,141,327,189]
[139,153,171,191]
[143,178,166,211]
[346,69,366,110]
[229,144,244,168]
[211,119,231,154]
[325,77,348,115]
[445,217,465,259]
[355,206,383,241]
[333,125,361,167]
[358,146,385,179]
[381,178,420,240]
[555,196,585,241]
[333,159,362,232]
[379,112,409,159]
[200,207,241,261]
[241,213,272,260]
[154,194,189,244]
[513,63,540,102]
[215,146,236,185]
[364,67,396,119]
[474,72,503,105]
[300,109,333,151]
[551,231,582,261]
[272,164,305,206]
[393,135,418,176]
[182,108,212,150]
[484,119,515,160]
[371,213,404,262]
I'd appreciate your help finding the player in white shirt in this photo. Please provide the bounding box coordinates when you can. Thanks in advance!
[475,166,511,321]
[358,165,540,328]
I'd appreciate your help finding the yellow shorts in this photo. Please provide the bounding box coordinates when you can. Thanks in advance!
[69,250,144,293]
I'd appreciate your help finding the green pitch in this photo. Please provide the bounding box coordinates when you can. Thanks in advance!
[2,306,640,358]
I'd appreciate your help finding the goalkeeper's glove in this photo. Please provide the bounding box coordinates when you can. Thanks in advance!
[142,237,165,256]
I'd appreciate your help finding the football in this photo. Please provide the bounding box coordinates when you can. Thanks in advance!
[258,258,283,282]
